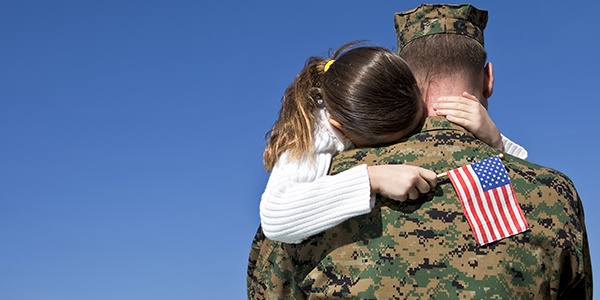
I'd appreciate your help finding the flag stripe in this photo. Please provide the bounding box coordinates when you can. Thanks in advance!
[495,185,519,233]
[452,166,492,244]
[507,184,528,231]
[464,165,504,243]
[487,187,510,238]
[478,179,502,241]
[463,165,500,243]
[448,168,485,243]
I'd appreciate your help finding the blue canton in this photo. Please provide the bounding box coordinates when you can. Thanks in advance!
[471,156,511,191]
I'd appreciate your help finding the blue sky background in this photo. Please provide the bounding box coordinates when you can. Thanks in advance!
[1,1,599,299]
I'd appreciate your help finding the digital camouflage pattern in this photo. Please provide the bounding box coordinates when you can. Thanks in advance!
[247,117,592,299]
[394,4,488,51]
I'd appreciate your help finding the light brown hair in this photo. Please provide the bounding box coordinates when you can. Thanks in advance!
[263,42,422,171]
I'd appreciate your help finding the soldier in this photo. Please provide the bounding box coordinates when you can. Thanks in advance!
[247,4,592,299]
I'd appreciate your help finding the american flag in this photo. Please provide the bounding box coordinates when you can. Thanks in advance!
[447,156,529,245]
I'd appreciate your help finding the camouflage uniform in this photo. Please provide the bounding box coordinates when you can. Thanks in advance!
[248,117,592,299]
[248,4,592,299]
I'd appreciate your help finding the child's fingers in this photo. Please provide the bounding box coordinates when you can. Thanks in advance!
[414,177,432,194]
[443,114,476,129]
[435,108,474,121]
[407,187,419,200]
[442,112,482,127]
[418,168,437,180]
[434,104,469,115]
[421,170,438,189]
[435,99,477,113]
[461,91,479,101]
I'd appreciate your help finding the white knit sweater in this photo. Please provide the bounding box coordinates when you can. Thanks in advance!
[260,109,373,244]
[260,110,529,244]
[501,134,528,160]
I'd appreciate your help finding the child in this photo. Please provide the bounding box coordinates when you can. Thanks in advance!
[261,43,435,244]
[260,43,524,244]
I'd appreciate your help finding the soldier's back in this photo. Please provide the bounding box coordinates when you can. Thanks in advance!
[286,118,591,299]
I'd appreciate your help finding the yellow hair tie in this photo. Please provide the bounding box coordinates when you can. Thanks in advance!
[324,60,335,73]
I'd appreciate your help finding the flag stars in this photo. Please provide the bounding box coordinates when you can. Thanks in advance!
[471,157,511,191]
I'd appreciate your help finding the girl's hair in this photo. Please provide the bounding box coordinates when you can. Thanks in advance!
[263,42,422,171]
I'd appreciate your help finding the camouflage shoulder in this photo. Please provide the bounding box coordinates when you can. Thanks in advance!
[247,226,305,299]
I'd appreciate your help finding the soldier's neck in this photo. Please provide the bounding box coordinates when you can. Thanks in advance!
[420,77,484,117]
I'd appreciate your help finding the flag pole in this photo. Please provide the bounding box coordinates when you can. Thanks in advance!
[437,153,505,180]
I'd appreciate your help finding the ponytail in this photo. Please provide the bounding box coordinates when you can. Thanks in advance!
[263,57,329,171]
[263,41,422,171]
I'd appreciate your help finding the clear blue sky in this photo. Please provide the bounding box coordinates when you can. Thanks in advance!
[1,1,598,299]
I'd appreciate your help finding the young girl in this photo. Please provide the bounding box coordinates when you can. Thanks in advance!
[260,42,526,244]
[260,43,437,244]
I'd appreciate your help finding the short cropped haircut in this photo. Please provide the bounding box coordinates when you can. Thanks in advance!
[399,34,487,80]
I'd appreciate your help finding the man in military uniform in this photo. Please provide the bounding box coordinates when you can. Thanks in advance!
[247,4,592,299]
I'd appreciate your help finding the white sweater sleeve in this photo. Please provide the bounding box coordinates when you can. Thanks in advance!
[260,109,373,244]
[260,156,372,244]
[501,134,528,160]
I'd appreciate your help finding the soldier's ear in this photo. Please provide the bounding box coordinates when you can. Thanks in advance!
[483,62,494,99]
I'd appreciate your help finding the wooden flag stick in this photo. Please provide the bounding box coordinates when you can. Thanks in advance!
[436,153,505,181]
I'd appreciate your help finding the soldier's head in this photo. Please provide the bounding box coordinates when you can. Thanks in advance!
[394,4,494,114]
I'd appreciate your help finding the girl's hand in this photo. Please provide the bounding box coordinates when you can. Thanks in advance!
[433,92,503,150]
[367,165,437,202]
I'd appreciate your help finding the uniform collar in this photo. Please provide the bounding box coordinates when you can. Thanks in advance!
[417,116,469,134]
